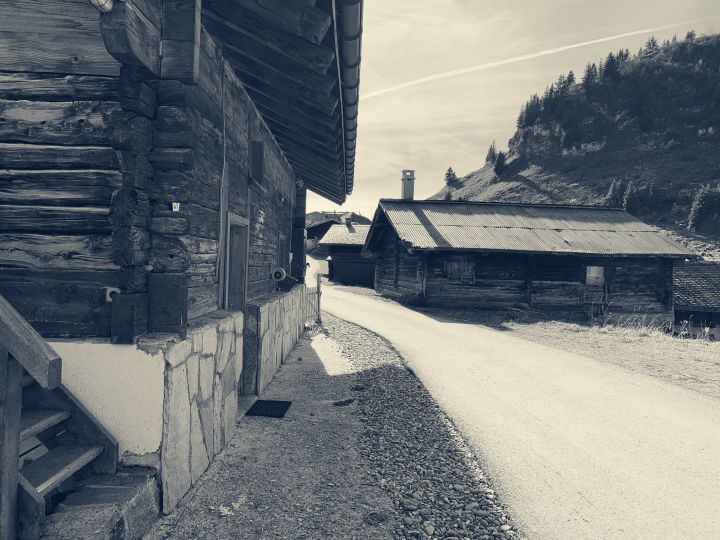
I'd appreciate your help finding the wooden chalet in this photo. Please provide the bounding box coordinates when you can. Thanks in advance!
[674,261,720,338]
[0,0,363,536]
[318,221,373,286]
[363,198,695,321]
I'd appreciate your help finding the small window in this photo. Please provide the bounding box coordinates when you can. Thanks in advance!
[250,141,264,183]
[586,265,605,286]
[447,254,475,284]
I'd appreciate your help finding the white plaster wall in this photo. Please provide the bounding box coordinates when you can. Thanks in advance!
[48,341,165,459]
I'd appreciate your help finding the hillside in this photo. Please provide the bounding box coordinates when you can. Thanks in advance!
[434,32,720,259]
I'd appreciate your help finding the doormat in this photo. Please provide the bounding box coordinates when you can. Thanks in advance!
[245,400,292,418]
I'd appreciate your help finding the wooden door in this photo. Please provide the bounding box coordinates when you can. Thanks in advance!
[226,217,249,311]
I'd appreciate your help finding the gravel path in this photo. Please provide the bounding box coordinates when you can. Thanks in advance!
[324,314,520,540]
[144,314,519,539]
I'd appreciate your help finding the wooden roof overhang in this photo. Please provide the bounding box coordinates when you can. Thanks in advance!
[202,0,363,204]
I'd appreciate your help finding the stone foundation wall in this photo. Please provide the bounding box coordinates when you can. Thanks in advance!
[242,286,307,395]
[158,312,244,512]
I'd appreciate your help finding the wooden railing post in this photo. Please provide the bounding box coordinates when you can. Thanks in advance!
[316,274,322,324]
[0,346,23,539]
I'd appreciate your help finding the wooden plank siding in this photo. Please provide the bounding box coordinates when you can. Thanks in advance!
[150,28,296,320]
[373,229,674,317]
[0,0,124,337]
[0,3,299,336]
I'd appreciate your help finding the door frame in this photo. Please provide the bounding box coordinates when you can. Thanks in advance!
[224,212,250,311]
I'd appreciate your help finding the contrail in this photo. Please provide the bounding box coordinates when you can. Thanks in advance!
[360,16,718,101]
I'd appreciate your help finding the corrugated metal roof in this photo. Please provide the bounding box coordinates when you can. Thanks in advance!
[318,224,370,246]
[674,261,720,309]
[371,200,694,257]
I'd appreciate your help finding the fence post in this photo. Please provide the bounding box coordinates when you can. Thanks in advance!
[316,273,322,324]
[0,346,23,539]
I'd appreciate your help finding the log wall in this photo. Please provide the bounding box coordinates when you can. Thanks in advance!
[151,29,295,319]
[0,2,297,336]
[373,230,674,317]
[0,0,125,336]
[373,229,424,302]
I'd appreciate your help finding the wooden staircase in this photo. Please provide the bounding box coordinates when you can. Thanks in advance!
[0,294,121,539]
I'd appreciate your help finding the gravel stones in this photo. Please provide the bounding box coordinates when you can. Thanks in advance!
[323,314,522,540]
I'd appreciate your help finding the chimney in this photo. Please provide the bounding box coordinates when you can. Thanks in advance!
[345,217,352,226]
[401,169,415,200]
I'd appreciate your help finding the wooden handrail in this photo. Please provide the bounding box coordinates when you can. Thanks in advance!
[0,294,61,389]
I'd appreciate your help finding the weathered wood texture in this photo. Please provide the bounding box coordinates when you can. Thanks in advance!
[0,348,23,539]
[0,294,62,389]
[150,30,296,320]
[0,0,126,338]
[373,231,675,316]
[373,230,424,303]
[0,1,121,76]
[0,11,298,335]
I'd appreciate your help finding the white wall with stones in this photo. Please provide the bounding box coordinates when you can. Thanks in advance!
[242,286,308,395]
[159,312,244,512]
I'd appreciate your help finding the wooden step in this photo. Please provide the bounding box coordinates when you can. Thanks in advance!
[20,445,104,497]
[20,409,71,442]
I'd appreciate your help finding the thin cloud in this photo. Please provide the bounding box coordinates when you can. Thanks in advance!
[361,17,718,101]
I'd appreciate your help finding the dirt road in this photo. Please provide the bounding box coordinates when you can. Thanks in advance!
[322,285,720,539]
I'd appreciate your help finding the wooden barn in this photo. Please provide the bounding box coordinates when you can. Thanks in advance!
[0,0,363,536]
[318,221,374,287]
[674,261,720,338]
[363,199,695,321]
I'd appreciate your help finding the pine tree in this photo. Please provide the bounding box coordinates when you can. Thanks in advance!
[444,167,458,185]
[443,191,453,201]
[582,63,597,87]
[566,70,576,85]
[485,140,498,163]
[603,52,620,81]
[493,152,506,175]
[686,30,696,42]
[644,36,658,54]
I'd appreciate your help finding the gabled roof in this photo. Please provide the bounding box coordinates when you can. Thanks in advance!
[364,200,695,258]
[674,261,720,310]
[319,224,370,246]
[306,218,341,231]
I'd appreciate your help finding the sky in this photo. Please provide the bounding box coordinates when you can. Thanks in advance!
[307,0,720,218]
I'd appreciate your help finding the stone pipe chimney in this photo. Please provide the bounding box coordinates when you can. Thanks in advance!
[401,170,415,200]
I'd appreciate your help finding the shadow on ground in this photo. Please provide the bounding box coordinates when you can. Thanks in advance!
[144,314,518,540]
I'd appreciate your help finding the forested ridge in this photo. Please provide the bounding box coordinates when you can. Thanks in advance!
[435,32,720,257]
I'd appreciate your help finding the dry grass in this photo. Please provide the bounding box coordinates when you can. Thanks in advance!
[421,308,720,400]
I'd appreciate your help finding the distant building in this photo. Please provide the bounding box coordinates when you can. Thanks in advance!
[674,261,720,337]
[319,221,374,287]
[363,173,694,321]
[306,218,342,241]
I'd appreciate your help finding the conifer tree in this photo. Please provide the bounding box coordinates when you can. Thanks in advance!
[493,152,507,175]
[686,30,696,42]
[582,63,598,87]
[566,70,576,85]
[485,140,498,163]
[645,36,658,54]
[445,167,458,185]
